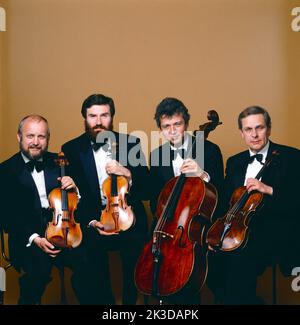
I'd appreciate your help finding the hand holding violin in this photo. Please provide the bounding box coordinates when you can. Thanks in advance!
[33,237,61,257]
[99,155,135,233]
[245,178,273,195]
[105,160,132,181]
[90,220,119,236]
[58,176,77,191]
[45,152,83,249]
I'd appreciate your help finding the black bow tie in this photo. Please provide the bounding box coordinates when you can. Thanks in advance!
[170,148,187,160]
[26,160,44,172]
[248,154,263,164]
[92,140,109,152]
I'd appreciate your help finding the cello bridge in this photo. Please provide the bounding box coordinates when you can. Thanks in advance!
[154,230,174,239]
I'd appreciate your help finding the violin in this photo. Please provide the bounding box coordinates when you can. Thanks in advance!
[135,110,222,298]
[45,152,82,249]
[99,141,135,233]
[206,150,279,252]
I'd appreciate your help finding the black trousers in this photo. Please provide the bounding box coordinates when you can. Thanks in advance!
[16,244,94,305]
[84,226,146,305]
[208,251,262,304]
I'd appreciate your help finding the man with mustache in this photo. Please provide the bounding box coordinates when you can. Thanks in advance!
[62,94,149,304]
[0,115,93,304]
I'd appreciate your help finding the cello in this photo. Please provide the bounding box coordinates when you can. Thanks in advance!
[135,110,222,298]
[45,152,82,249]
[206,150,279,252]
[99,140,135,233]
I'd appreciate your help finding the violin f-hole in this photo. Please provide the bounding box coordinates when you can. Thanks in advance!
[177,225,185,248]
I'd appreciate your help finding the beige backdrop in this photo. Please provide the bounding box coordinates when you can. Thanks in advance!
[0,0,299,305]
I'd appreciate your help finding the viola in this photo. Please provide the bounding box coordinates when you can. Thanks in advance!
[206,150,279,252]
[99,141,135,233]
[135,111,222,298]
[45,152,82,249]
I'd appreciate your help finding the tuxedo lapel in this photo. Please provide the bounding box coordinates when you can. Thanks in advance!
[163,163,175,180]
[159,144,175,181]
[79,135,101,197]
[261,141,280,184]
[14,153,42,211]
[233,152,249,188]
[43,152,60,195]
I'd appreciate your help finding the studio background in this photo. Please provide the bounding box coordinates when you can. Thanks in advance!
[0,0,299,304]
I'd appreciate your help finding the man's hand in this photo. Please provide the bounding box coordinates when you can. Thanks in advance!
[33,237,61,257]
[180,158,209,180]
[245,178,273,195]
[58,176,77,191]
[105,160,132,181]
[90,220,119,236]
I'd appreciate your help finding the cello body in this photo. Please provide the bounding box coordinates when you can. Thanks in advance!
[135,176,217,296]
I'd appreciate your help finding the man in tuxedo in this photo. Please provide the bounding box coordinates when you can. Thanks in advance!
[149,97,224,303]
[211,106,300,304]
[0,115,93,304]
[62,93,149,305]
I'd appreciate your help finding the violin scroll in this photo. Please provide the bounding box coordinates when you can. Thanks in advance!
[55,151,69,167]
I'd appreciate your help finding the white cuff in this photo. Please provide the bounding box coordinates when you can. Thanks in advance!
[202,171,210,182]
[88,220,97,228]
[76,187,81,200]
[26,233,40,247]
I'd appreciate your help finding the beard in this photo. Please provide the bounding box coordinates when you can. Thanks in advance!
[84,120,113,141]
[19,141,48,160]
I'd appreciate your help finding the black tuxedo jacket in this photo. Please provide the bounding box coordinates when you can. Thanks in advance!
[61,132,149,235]
[0,151,60,266]
[149,136,224,216]
[223,141,300,271]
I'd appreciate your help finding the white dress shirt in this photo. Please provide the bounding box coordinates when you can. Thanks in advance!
[244,141,270,185]
[92,141,112,206]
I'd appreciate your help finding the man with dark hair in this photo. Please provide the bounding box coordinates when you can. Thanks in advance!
[0,115,92,304]
[209,106,300,304]
[150,97,224,215]
[149,97,224,303]
[62,93,149,305]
